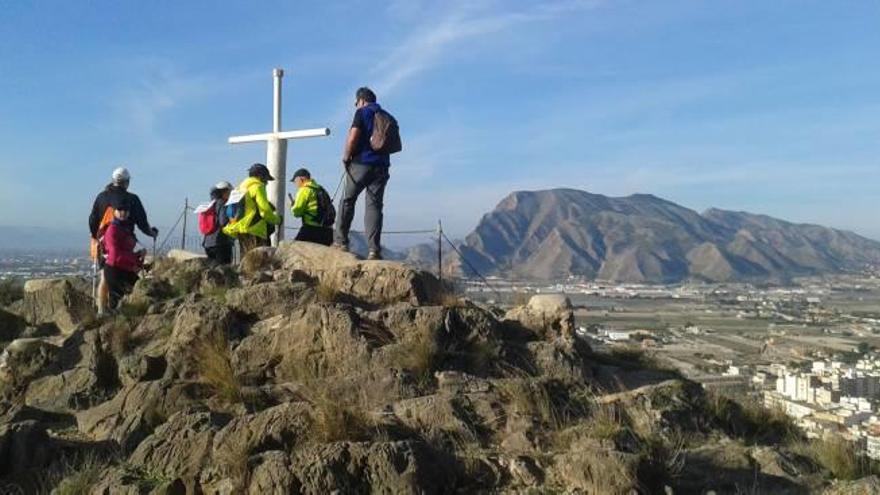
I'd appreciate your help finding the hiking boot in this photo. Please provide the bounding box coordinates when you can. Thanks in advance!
[332,243,349,253]
[367,251,383,261]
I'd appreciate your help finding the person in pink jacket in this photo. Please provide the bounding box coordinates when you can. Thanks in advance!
[102,201,145,311]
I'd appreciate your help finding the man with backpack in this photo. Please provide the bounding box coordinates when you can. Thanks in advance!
[289,168,334,246]
[222,163,282,257]
[88,167,157,315]
[336,87,402,260]
[200,181,234,264]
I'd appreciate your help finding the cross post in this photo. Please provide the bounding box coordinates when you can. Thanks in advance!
[228,68,331,245]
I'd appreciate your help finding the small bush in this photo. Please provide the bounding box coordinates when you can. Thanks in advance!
[201,286,229,304]
[42,452,108,495]
[706,392,799,444]
[215,439,251,490]
[498,379,562,429]
[0,277,24,307]
[193,336,241,404]
[395,331,440,386]
[171,269,202,298]
[589,402,625,440]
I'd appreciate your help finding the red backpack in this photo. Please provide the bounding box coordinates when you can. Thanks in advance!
[198,202,219,235]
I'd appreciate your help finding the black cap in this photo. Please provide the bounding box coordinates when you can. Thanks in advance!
[290,168,311,182]
[248,163,274,181]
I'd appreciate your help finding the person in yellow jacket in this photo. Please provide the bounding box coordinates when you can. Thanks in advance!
[290,168,333,246]
[222,163,282,256]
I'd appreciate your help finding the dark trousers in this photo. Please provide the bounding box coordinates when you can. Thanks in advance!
[238,234,269,259]
[103,265,139,309]
[205,245,233,264]
[335,163,390,253]
[295,225,333,246]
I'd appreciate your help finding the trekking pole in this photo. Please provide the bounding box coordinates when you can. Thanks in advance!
[152,235,157,261]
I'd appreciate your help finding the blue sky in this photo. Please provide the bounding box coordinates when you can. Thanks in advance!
[1,0,878,246]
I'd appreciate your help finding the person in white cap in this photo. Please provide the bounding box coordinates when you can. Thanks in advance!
[88,167,157,315]
[201,181,234,264]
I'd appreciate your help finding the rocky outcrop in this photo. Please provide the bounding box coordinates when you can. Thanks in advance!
[18,278,93,335]
[274,241,444,306]
[0,256,840,493]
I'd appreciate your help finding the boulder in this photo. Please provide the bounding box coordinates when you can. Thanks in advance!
[165,300,241,379]
[0,338,60,389]
[232,304,370,383]
[0,420,57,476]
[547,439,640,493]
[275,241,443,306]
[129,410,228,489]
[211,402,311,457]
[24,329,118,413]
[166,249,207,261]
[126,277,176,308]
[504,294,575,340]
[76,380,206,452]
[225,281,311,320]
[0,308,25,342]
[824,476,880,495]
[150,257,212,298]
[289,440,453,495]
[248,451,299,494]
[19,278,94,335]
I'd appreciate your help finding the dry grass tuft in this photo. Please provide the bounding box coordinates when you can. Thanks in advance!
[309,392,372,443]
[588,401,625,441]
[215,439,252,490]
[40,452,108,495]
[107,319,132,357]
[394,331,440,386]
[497,378,562,429]
[315,281,340,304]
[706,391,799,444]
[792,436,870,480]
[193,336,241,404]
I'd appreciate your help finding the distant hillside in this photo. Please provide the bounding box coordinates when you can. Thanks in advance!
[404,189,880,283]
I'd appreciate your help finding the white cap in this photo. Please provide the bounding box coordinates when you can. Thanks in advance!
[111,167,131,185]
[214,181,233,190]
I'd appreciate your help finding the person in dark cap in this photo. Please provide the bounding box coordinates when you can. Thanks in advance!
[101,198,145,311]
[289,168,334,246]
[222,163,282,257]
[202,181,234,264]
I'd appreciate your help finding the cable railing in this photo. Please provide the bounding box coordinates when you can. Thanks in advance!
[154,198,500,298]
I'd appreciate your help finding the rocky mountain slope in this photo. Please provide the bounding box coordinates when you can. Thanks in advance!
[414,189,880,282]
[0,245,874,493]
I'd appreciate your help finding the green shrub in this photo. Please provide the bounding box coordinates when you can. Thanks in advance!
[0,277,24,307]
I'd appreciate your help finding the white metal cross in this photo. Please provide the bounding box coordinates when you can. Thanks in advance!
[228,68,330,245]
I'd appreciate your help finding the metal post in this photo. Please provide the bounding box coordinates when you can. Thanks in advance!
[181,198,189,250]
[437,220,443,284]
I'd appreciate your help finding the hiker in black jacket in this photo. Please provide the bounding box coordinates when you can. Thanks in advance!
[89,167,158,240]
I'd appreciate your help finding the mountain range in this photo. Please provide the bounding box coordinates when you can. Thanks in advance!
[406,189,880,283]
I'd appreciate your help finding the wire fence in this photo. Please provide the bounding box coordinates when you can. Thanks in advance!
[155,198,501,298]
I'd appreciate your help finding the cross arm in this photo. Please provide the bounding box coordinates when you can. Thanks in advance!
[228,127,331,144]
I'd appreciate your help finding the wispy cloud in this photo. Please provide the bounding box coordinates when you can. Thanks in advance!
[371,0,604,97]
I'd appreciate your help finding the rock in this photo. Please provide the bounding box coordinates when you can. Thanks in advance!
[225,281,311,320]
[129,410,228,490]
[19,278,94,335]
[127,277,176,308]
[504,294,575,340]
[165,300,241,379]
[824,476,880,495]
[239,247,280,279]
[0,338,60,389]
[0,308,25,342]
[199,264,240,294]
[211,402,310,457]
[548,439,640,493]
[289,440,452,495]
[0,420,56,476]
[166,249,207,261]
[118,353,167,385]
[150,257,212,298]
[76,380,205,452]
[276,241,443,306]
[527,340,591,382]
[232,305,369,383]
[24,329,118,413]
[248,451,298,494]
